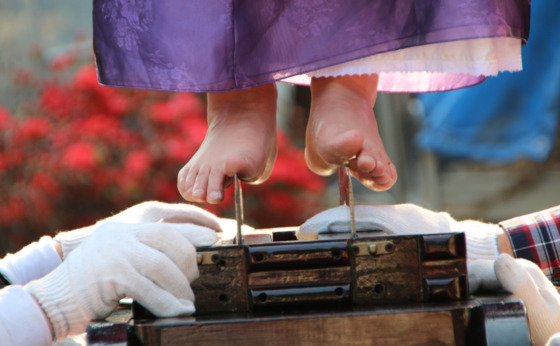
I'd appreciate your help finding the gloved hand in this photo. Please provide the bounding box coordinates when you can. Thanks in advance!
[467,260,501,293]
[297,204,500,262]
[54,201,222,259]
[548,333,560,346]
[26,221,218,340]
[494,254,560,346]
[0,236,62,286]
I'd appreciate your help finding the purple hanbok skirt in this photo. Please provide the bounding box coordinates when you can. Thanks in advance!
[93,1,530,93]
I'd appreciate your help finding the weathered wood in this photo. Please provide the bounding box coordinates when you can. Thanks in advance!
[133,309,456,346]
[352,236,422,305]
[126,296,530,346]
[91,231,527,346]
[178,233,468,315]
[248,267,351,287]
[190,246,249,314]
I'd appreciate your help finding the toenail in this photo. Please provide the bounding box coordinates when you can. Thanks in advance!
[208,192,222,202]
[192,189,204,197]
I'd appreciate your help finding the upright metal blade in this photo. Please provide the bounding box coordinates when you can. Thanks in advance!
[338,167,356,238]
[234,174,244,245]
[338,167,350,206]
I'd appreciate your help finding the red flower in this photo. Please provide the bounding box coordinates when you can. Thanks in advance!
[124,150,152,179]
[0,106,12,131]
[79,113,120,138]
[1,59,327,253]
[17,117,51,140]
[150,93,204,126]
[163,136,194,163]
[153,179,180,201]
[103,90,129,117]
[61,142,98,171]
[31,173,59,196]
[151,102,176,125]
[0,197,26,226]
[73,65,100,90]
[40,83,74,118]
[179,117,207,144]
[50,52,76,71]
[169,93,204,120]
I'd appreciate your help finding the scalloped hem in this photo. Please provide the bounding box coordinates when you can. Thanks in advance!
[282,37,521,93]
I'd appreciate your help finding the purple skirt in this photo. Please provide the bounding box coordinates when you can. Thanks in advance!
[93,1,530,93]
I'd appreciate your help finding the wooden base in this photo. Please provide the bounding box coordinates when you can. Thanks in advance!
[88,295,531,346]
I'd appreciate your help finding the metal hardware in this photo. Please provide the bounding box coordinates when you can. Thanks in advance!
[351,241,395,257]
[234,174,244,245]
[197,251,221,265]
[338,167,356,238]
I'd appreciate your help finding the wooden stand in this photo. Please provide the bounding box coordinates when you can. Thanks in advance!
[88,294,530,345]
[85,232,531,345]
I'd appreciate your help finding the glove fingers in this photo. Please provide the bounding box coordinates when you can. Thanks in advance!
[164,224,219,247]
[110,201,222,233]
[134,227,199,284]
[297,203,454,240]
[156,203,223,233]
[518,258,558,292]
[298,205,391,238]
[298,206,348,239]
[123,275,195,317]
[495,254,545,307]
[468,260,500,293]
[547,333,560,346]
[126,243,196,301]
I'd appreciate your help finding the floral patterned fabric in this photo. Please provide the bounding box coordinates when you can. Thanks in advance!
[93,0,530,93]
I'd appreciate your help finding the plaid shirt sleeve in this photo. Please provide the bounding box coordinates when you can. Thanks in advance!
[499,205,560,282]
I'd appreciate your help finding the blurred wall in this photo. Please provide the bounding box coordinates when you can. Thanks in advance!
[0,0,92,108]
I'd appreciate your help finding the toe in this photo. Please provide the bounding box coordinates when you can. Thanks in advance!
[356,153,376,174]
[178,165,196,201]
[326,130,364,164]
[191,166,210,202]
[206,168,225,204]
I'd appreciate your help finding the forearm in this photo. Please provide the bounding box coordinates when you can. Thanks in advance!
[496,227,514,256]
[497,205,560,279]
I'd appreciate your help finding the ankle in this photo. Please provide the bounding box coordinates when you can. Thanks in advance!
[206,84,278,124]
[311,74,378,106]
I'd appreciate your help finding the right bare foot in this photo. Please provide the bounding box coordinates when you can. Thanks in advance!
[305,74,397,191]
[177,84,278,204]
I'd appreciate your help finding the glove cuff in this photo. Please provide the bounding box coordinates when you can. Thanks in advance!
[455,221,500,262]
[0,236,62,285]
[25,264,89,340]
[54,225,96,260]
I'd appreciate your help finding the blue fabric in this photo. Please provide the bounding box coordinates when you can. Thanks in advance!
[416,1,560,163]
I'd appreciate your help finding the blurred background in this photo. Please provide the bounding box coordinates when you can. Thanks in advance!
[0,1,558,253]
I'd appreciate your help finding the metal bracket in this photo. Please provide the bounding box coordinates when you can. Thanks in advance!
[338,167,356,238]
[234,174,244,245]
[351,241,395,257]
[197,251,221,265]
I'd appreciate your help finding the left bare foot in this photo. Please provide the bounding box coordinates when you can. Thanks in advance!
[177,84,278,204]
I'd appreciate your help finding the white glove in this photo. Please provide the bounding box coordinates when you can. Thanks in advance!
[26,221,218,340]
[0,236,61,285]
[467,260,501,293]
[54,201,222,259]
[547,333,560,346]
[494,254,560,346]
[298,204,500,262]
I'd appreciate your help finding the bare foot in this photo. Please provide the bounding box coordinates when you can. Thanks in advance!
[178,84,278,204]
[305,74,397,191]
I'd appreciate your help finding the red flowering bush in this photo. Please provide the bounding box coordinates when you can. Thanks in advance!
[0,56,326,252]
